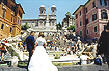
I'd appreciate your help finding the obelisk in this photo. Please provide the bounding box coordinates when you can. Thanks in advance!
[46,8,50,28]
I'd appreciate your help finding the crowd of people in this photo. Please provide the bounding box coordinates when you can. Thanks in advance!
[0,39,8,61]
[0,21,109,69]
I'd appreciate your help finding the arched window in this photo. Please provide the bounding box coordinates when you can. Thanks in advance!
[52,10,54,12]
[40,10,44,14]
[41,11,43,14]
[52,10,55,15]
[101,9,108,19]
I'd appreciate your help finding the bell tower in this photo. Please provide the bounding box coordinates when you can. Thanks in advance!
[38,5,46,27]
[51,5,56,15]
[39,5,46,15]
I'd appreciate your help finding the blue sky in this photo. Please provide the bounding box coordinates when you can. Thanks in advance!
[16,0,88,23]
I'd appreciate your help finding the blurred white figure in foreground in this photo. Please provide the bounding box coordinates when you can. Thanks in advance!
[28,32,58,71]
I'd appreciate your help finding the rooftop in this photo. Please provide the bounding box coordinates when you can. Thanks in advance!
[40,5,46,8]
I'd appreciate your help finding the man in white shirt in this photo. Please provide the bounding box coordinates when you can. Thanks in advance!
[80,53,89,65]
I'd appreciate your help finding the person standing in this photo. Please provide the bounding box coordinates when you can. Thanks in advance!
[28,32,58,71]
[92,43,97,58]
[69,39,73,48]
[97,21,109,68]
[0,43,7,61]
[24,31,35,66]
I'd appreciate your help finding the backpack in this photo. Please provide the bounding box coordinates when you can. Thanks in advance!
[94,58,102,65]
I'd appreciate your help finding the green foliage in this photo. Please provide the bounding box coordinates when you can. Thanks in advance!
[67,25,75,31]
[65,12,71,17]
[65,12,72,26]
[67,27,70,30]
[7,46,20,60]
[54,54,60,59]
[21,22,30,30]
[18,62,28,67]
[53,63,63,66]
[56,22,62,30]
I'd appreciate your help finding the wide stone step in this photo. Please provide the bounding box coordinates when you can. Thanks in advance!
[0,64,108,71]
[58,65,109,71]
[0,67,27,71]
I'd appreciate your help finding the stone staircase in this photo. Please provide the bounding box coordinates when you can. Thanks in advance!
[58,64,109,71]
[0,64,108,71]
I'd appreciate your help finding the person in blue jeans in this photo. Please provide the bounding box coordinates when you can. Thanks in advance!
[24,31,35,67]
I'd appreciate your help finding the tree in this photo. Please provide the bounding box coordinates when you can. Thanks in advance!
[65,12,72,27]
[21,22,30,30]
[65,12,71,17]
[67,25,75,32]
[56,22,62,31]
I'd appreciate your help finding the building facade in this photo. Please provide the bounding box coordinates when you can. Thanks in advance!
[73,0,109,39]
[62,17,75,29]
[22,5,57,30]
[38,5,56,30]
[0,0,24,39]
[22,19,38,28]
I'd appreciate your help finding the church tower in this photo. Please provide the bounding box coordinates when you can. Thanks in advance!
[37,5,57,30]
[39,5,46,15]
[51,5,56,15]
[50,5,57,30]
[38,5,46,27]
